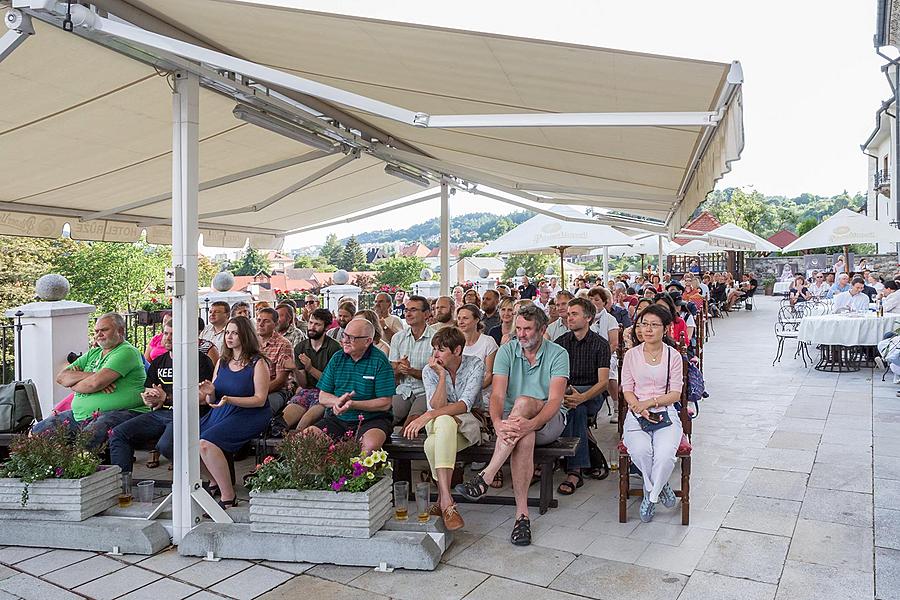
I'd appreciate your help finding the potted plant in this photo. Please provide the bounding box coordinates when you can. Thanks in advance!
[0,424,120,520]
[135,298,172,325]
[763,275,776,296]
[247,425,392,539]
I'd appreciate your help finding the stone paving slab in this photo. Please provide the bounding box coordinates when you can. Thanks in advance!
[788,518,874,571]
[799,487,873,527]
[722,495,801,537]
[678,570,777,600]
[549,555,688,600]
[697,528,790,584]
[775,559,873,600]
[876,547,900,600]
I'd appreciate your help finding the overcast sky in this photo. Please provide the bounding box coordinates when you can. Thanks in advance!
[229,0,890,249]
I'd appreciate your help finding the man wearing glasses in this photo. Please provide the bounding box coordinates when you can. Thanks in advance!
[808,272,829,298]
[389,295,434,426]
[309,318,395,454]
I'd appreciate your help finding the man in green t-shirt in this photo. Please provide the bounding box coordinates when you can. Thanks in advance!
[32,312,147,449]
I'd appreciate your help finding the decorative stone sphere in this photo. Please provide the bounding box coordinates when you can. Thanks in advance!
[332,269,350,285]
[419,268,434,281]
[516,267,526,277]
[478,268,490,279]
[35,274,70,301]
[212,271,235,292]
[545,266,555,276]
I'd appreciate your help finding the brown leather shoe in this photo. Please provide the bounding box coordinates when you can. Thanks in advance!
[442,504,465,531]
[429,503,442,517]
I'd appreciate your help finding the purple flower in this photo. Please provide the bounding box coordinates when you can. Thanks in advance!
[331,475,348,491]
[352,462,365,477]
[54,467,63,478]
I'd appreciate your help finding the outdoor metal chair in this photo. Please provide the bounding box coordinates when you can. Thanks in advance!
[773,305,810,367]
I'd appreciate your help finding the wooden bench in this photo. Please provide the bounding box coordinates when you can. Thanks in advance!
[384,434,579,515]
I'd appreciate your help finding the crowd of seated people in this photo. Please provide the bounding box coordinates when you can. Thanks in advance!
[30,270,725,539]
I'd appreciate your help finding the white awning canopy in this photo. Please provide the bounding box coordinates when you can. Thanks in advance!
[670,239,722,255]
[590,234,680,257]
[781,208,900,252]
[0,1,744,245]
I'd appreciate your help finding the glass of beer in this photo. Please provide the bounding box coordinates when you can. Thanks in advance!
[415,482,430,523]
[118,473,133,508]
[393,481,409,521]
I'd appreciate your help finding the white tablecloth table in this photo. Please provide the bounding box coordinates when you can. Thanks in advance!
[798,313,900,346]
[773,281,792,295]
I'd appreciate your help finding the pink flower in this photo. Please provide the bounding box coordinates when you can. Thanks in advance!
[263,455,274,465]
[328,444,335,452]
[358,414,365,421]
[91,410,101,421]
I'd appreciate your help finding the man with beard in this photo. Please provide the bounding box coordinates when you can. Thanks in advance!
[256,307,295,416]
[455,304,569,547]
[109,320,214,472]
[35,313,147,449]
[276,302,307,347]
[326,301,357,340]
[274,308,343,434]
[481,289,501,333]
[429,296,456,332]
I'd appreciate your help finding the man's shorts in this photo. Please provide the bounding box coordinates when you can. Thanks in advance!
[288,388,320,409]
[315,412,393,441]
[535,410,566,446]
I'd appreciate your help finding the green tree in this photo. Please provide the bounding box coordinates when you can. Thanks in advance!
[486,217,516,240]
[0,235,71,314]
[232,247,271,276]
[502,254,551,280]
[797,217,818,237]
[53,240,170,313]
[198,255,221,289]
[376,256,427,289]
[458,245,484,258]
[321,233,343,267]
[706,188,771,234]
[338,236,366,271]
[293,255,336,271]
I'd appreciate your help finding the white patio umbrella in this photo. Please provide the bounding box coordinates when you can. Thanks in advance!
[477,204,634,281]
[781,208,900,268]
[589,234,679,274]
[669,239,722,255]
[704,223,780,252]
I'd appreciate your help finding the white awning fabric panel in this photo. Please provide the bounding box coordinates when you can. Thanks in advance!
[0,2,743,244]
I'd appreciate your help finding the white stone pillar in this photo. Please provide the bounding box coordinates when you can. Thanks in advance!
[412,280,442,299]
[322,284,362,314]
[5,301,95,419]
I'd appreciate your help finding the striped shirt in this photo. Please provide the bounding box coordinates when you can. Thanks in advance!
[317,345,395,422]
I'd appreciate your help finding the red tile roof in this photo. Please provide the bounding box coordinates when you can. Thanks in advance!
[400,243,431,258]
[766,229,799,249]
[674,211,723,245]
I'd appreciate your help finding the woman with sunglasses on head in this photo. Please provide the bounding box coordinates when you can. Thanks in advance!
[654,293,688,350]
[621,304,684,523]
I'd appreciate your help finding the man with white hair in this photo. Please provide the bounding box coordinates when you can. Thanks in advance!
[826,273,851,299]
[34,312,147,449]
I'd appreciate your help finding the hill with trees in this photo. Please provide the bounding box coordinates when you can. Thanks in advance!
[346,211,533,245]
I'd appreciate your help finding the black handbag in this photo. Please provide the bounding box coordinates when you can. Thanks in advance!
[636,347,673,433]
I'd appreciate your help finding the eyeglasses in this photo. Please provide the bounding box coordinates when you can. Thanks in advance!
[340,333,371,342]
[638,322,665,329]
[305,300,317,304]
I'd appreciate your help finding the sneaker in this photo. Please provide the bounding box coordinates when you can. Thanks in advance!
[639,496,656,522]
[659,483,677,508]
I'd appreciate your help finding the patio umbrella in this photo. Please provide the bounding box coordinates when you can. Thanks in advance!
[477,204,634,282]
[780,208,900,268]
[704,223,780,252]
[590,234,680,273]
[669,239,722,255]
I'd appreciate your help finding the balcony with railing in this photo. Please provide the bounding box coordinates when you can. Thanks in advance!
[875,169,891,196]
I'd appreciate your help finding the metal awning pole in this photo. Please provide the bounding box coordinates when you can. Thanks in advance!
[440,180,450,296]
[603,247,610,286]
[658,235,665,277]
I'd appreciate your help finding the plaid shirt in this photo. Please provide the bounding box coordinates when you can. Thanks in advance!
[258,332,293,392]
[555,329,610,387]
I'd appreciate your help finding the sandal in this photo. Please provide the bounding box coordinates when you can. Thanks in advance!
[454,473,489,501]
[217,498,239,510]
[145,450,160,469]
[489,469,504,489]
[529,468,541,487]
[206,483,221,498]
[557,472,583,496]
[510,514,532,546]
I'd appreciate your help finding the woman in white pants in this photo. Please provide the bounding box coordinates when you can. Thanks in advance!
[621,304,684,523]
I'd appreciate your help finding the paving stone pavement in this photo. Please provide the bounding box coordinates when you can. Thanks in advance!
[0,295,893,599]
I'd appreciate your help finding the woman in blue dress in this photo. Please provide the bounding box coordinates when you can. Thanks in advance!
[198,316,270,508]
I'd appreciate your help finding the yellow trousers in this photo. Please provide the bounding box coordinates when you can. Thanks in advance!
[424,415,472,479]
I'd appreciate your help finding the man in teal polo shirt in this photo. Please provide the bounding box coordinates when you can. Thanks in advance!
[34,312,146,449]
[455,304,569,546]
[310,318,395,454]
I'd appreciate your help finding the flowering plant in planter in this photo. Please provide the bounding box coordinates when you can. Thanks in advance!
[139,297,172,312]
[0,423,104,505]
[247,423,391,494]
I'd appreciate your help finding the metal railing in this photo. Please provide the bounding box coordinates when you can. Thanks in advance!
[0,312,25,384]
[875,169,891,191]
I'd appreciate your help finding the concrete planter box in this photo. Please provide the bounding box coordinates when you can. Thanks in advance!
[249,475,392,538]
[0,466,121,521]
